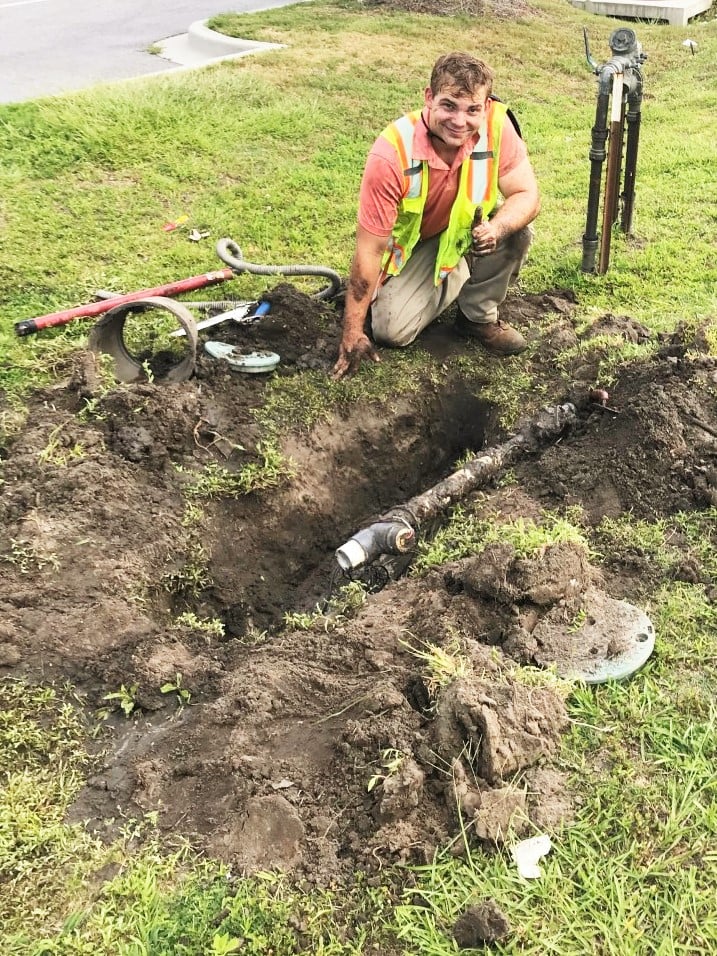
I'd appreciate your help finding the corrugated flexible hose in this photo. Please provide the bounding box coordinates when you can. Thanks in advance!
[216,237,342,301]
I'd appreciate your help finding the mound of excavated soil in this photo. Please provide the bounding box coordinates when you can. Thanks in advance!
[1,286,716,889]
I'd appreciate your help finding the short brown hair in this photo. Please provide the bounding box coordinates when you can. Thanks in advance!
[430,52,494,97]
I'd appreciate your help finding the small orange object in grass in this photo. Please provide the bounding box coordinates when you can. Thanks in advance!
[162,214,189,232]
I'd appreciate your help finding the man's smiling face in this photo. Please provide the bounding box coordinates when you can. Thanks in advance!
[423,84,489,150]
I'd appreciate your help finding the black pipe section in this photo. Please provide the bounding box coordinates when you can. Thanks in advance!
[621,79,644,236]
[582,90,610,274]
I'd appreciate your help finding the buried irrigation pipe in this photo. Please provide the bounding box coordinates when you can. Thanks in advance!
[335,403,578,571]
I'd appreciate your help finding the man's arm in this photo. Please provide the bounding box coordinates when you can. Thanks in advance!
[471,157,540,255]
[331,225,389,381]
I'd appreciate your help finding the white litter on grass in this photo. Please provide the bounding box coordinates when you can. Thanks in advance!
[510,834,552,879]
[682,39,697,53]
[270,778,295,791]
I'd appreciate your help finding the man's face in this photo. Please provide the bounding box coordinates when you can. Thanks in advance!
[423,84,489,149]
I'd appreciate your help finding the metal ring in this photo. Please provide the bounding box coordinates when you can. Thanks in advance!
[88,296,198,383]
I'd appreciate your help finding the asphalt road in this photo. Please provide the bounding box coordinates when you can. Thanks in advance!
[0,0,293,104]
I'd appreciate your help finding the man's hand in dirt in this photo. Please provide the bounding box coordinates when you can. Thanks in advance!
[331,333,380,380]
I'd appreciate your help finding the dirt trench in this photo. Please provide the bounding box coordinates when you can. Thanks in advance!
[1,285,716,888]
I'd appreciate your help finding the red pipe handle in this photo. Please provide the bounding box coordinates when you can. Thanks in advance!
[14,268,235,336]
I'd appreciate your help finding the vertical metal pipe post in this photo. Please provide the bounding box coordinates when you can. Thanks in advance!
[581,91,610,273]
[621,82,643,236]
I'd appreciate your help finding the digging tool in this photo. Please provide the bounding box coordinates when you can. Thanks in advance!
[14,269,236,337]
[169,300,271,338]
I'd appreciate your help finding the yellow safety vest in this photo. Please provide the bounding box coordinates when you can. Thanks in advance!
[380,100,507,284]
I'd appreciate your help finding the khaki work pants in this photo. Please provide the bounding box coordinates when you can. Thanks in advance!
[371,225,533,347]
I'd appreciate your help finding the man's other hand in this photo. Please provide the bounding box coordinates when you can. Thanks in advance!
[471,220,500,255]
[331,332,380,380]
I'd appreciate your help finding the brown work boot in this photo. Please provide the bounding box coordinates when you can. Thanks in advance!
[455,313,527,355]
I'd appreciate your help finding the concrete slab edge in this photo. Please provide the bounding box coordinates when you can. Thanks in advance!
[187,19,284,58]
[570,0,711,23]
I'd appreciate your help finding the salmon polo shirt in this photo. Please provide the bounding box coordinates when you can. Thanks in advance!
[358,106,527,242]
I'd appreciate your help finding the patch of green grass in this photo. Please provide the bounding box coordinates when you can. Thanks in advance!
[399,631,469,701]
[256,346,446,441]
[160,542,213,598]
[651,580,717,671]
[561,335,659,389]
[367,748,408,793]
[592,509,717,590]
[414,505,591,570]
[37,421,87,467]
[672,507,717,582]
[179,442,293,498]
[508,663,573,696]
[1,678,401,954]
[593,514,678,570]
[0,680,112,938]
[283,579,368,632]
[465,352,547,429]
[172,610,225,639]
[2,536,60,574]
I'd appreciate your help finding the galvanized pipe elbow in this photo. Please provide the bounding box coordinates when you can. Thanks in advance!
[597,61,623,96]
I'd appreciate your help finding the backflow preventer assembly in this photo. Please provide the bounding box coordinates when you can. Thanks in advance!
[581,28,647,275]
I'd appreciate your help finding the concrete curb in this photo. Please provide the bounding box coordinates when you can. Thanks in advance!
[187,20,284,58]
[158,20,284,68]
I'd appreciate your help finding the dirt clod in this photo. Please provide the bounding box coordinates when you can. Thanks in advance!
[453,899,511,947]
